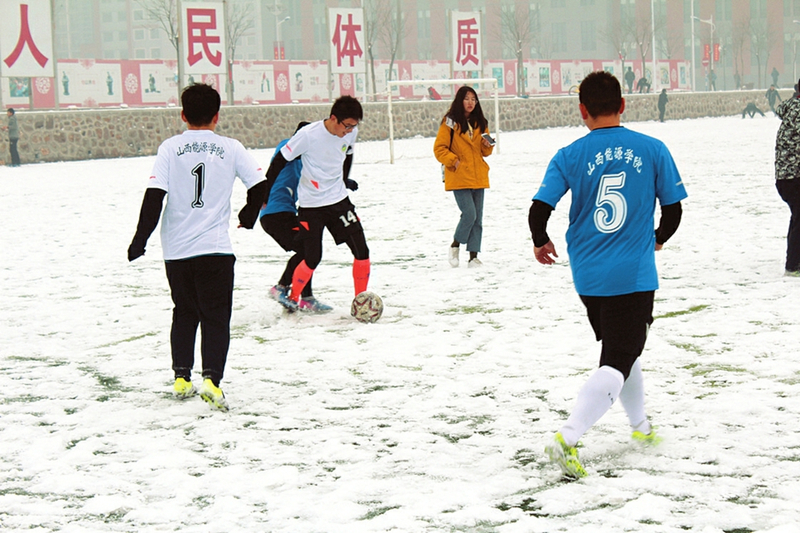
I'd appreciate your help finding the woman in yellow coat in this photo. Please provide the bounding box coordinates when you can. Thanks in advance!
[433,86,494,267]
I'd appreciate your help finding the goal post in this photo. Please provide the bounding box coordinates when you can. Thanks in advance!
[386,78,500,164]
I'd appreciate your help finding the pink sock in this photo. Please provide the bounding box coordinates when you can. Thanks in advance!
[290,260,314,302]
[353,259,370,295]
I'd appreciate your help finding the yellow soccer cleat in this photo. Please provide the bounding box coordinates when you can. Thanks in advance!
[632,429,663,445]
[199,378,229,412]
[173,377,197,399]
[545,432,587,479]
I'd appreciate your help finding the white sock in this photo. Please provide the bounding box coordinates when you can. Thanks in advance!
[619,358,651,434]
[559,365,625,446]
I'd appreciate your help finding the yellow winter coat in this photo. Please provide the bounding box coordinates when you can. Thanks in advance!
[433,118,493,191]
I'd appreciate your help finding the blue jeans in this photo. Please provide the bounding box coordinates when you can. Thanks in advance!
[453,188,484,253]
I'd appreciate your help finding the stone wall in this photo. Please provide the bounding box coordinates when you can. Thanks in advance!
[2,89,791,165]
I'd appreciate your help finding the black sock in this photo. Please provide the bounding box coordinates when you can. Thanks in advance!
[451,240,459,248]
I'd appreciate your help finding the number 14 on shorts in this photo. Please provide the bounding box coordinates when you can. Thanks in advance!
[339,210,358,227]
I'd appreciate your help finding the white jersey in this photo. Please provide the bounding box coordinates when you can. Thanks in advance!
[280,120,357,208]
[147,129,265,260]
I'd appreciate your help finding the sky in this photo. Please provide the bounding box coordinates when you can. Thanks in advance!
[1,111,799,533]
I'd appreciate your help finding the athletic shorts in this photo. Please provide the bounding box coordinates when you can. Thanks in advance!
[298,197,363,245]
[260,212,300,252]
[579,291,655,379]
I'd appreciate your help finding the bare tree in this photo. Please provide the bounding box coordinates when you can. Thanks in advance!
[362,0,407,99]
[491,4,537,96]
[225,0,255,103]
[750,18,779,89]
[135,0,179,57]
[730,19,749,87]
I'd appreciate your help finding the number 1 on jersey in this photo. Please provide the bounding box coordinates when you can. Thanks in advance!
[191,163,205,208]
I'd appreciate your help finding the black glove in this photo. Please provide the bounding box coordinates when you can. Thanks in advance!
[345,178,359,191]
[128,239,146,262]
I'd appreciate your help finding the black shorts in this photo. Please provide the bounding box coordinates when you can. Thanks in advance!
[579,291,655,379]
[298,197,363,245]
[260,212,300,252]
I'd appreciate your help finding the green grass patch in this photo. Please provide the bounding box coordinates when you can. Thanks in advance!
[655,304,709,319]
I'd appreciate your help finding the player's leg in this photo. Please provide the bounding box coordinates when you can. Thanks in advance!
[263,213,314,298]
[9,139,20,166]
[193,254,235,387]
[289,213,324,304]
[345,230,370,295]
[559,292,653,446]
[327,198,370,296]
[165,259,201,383]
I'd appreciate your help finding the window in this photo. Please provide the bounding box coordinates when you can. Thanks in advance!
[151,48,161,59]
[135,29,145,41]
[417,10,430,39]
[551,0,565,6]
[552,22,567,52]
[133,9,143,21]
[135,48,146,59]
[150,28,159,40]
[102,12,112,23]
[581,20,596,51]
[118,31,127,41]
[103,32,113,43]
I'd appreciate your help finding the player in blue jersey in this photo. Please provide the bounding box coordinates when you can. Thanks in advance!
[260,121,332,313]
[529,71,687,478]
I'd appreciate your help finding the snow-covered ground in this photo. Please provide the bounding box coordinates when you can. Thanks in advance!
[2,112,799,533]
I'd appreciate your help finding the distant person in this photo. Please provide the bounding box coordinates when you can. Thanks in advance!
[709,69,717,91]
[624,67,635,94]
[772,67,780,87]
[774,83,800,277]
[127,83,268,411]
[427,86,442,100]
[2,108,21,167]
[657,88,668,122]
[106,72,113,95]
[148,74,158,93]
[766,85,782,114]
[62,72,69,96]
[530,70,687,478]
[742,102,765,118]
[434,85,494,268]
[636,76,650,93]
[734,71,741,90]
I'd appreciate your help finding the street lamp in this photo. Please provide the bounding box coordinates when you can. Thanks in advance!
[693,15,715,90]
[793,20,800,84]
[275,16,290,59]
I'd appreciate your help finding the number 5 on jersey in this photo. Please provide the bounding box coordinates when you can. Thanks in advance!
[594,172,627,234]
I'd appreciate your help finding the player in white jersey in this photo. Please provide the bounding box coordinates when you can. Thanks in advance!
[128,83,267,411]
[263,96,368,313]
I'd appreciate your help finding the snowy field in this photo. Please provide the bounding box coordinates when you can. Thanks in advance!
[1,111,799,533]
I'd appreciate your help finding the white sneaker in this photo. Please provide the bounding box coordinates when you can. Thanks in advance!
[468,257,483,268]
[448,246,459,267]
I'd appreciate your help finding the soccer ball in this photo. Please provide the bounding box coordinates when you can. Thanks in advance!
[351,291,384,323]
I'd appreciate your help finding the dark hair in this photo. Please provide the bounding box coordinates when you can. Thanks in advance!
[578,71,622,118]
[180,83,221,126]
[330,95,363,122]
[295,121,311,134]
[7,108,14,115]
[444,86,488,133]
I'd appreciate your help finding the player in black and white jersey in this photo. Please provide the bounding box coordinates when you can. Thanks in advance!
[263,96,369,313]
[128,83,268,411]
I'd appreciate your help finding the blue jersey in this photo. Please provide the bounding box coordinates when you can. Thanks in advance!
[259,139,302,217]
[534,126,687,297]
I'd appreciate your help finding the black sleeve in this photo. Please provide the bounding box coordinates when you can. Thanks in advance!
[528,200,555,248]
[264,151,289,207]
[128,188,166,261]
[655,201,683,245]
[342,152,353,181]
[238,180,269,229]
